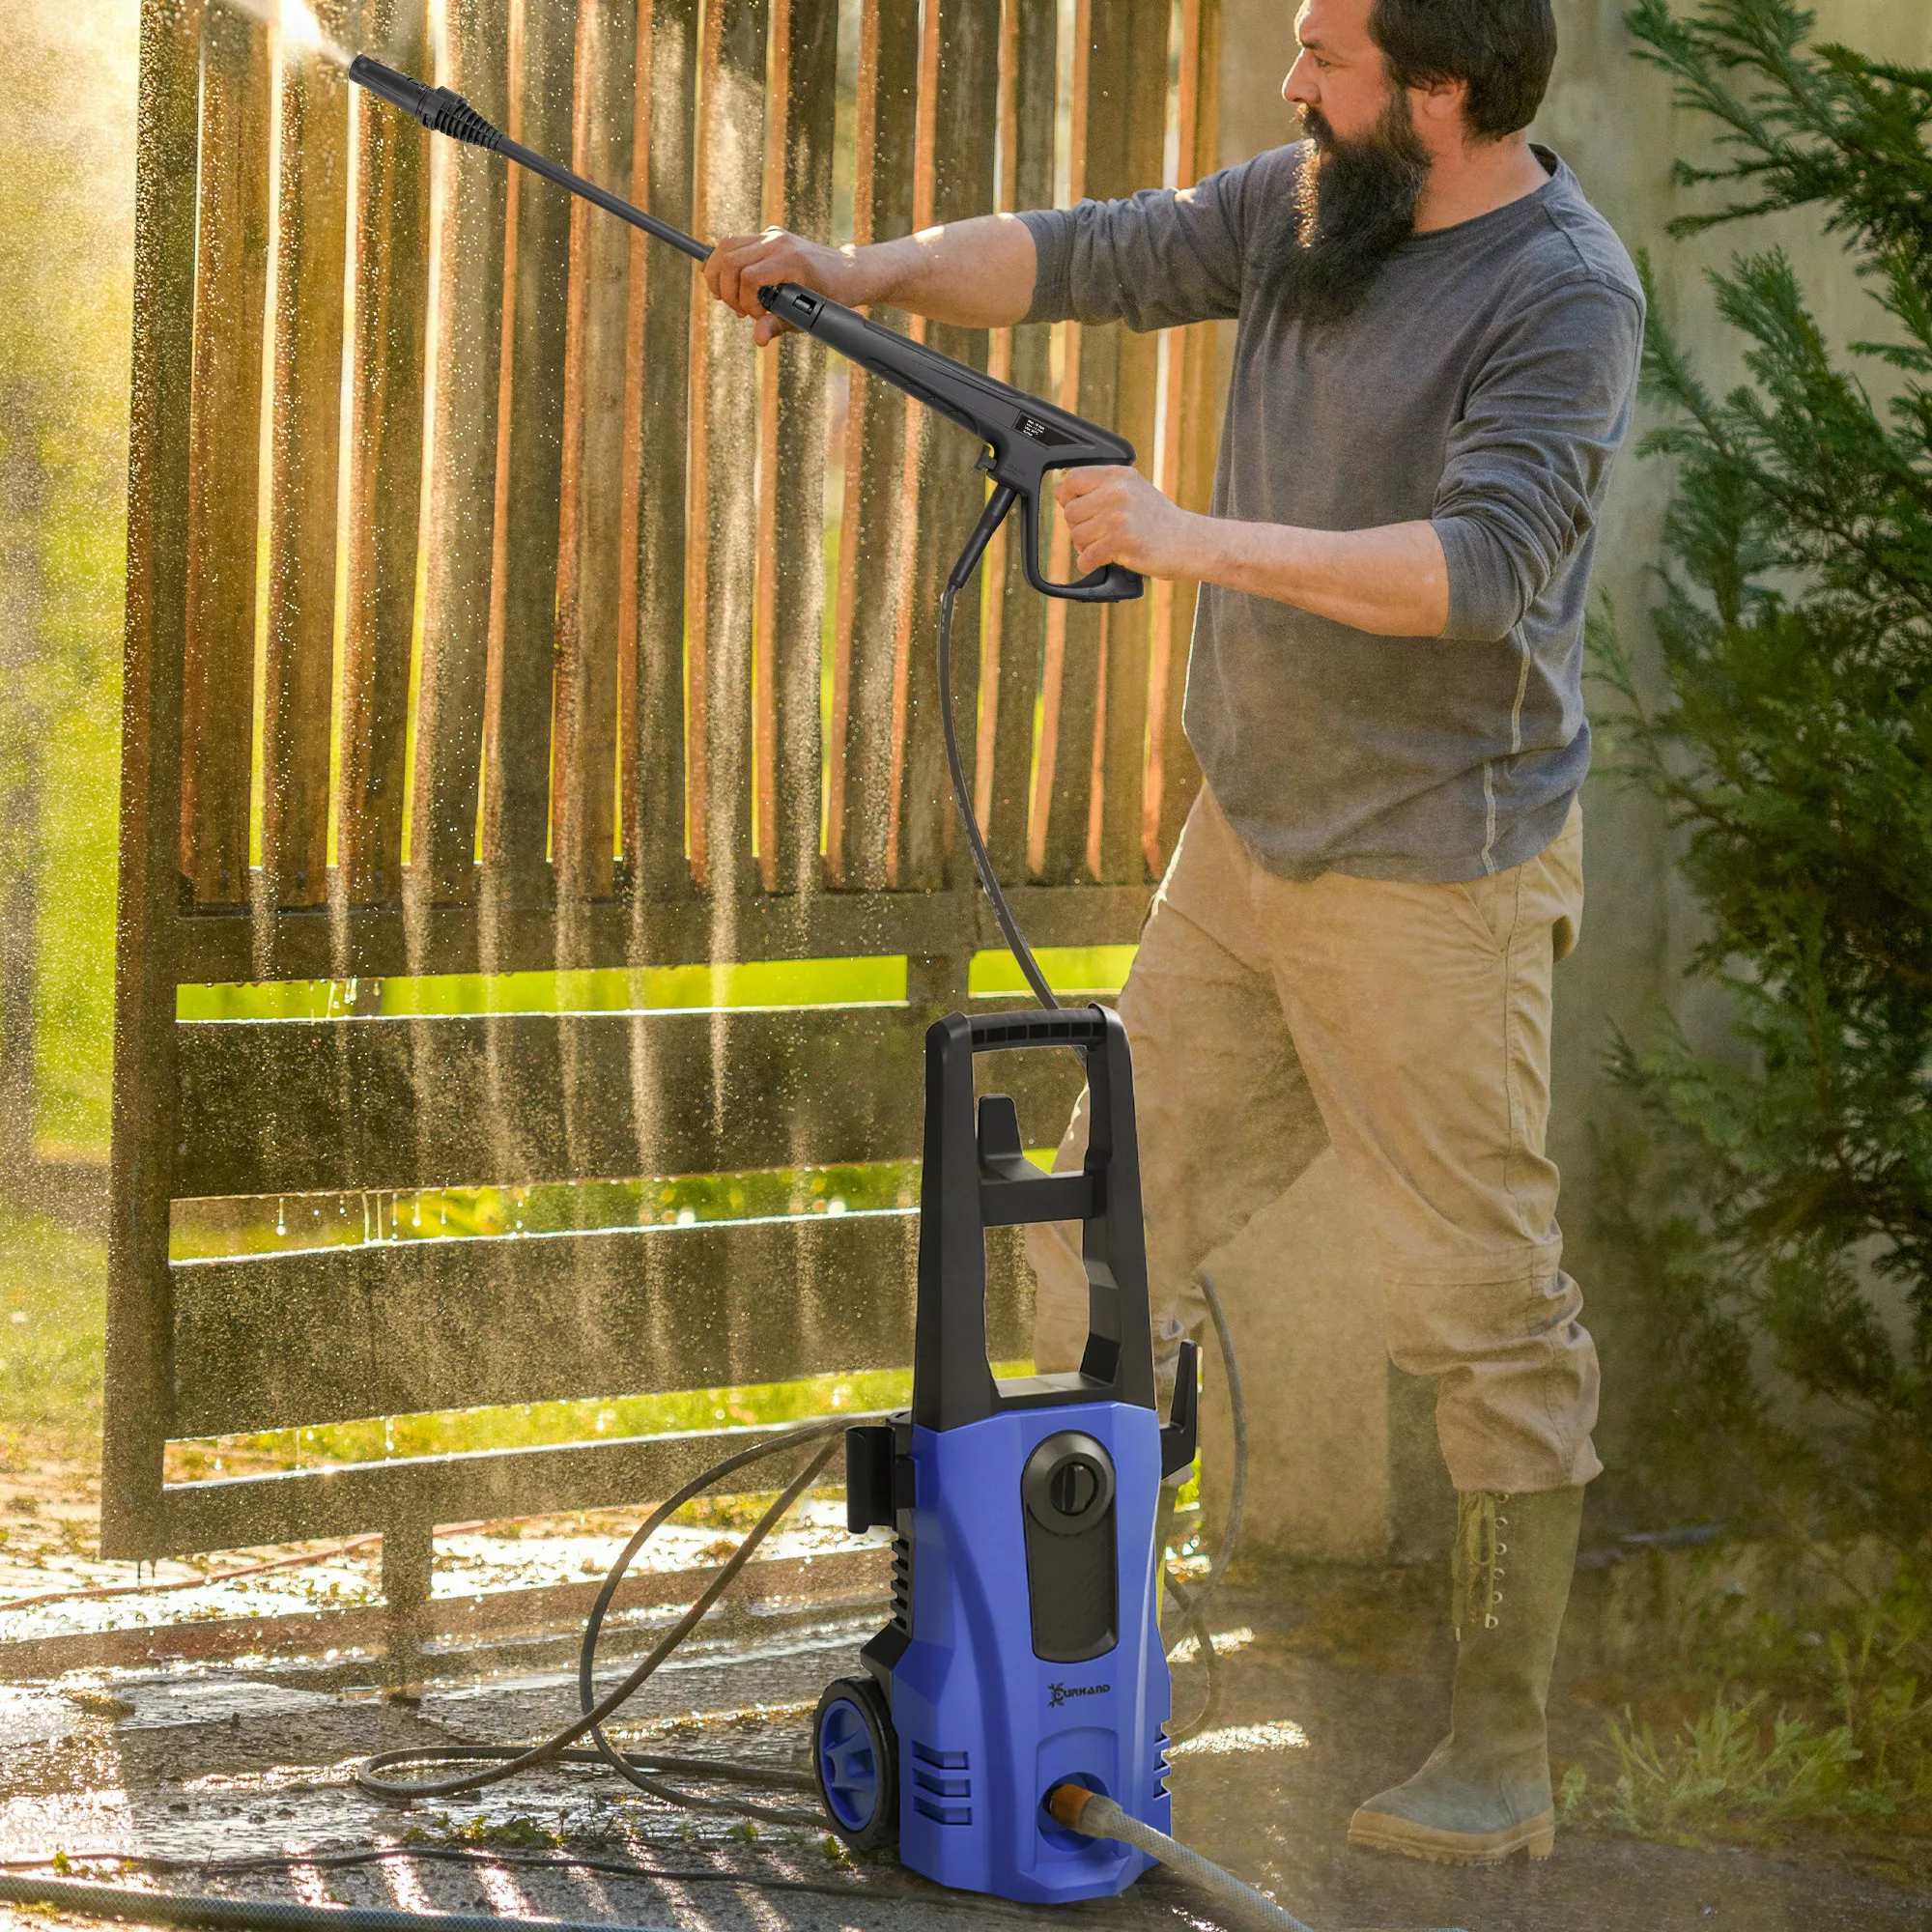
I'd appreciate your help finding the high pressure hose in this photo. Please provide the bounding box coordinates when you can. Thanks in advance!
[355,1423,843,1812]
[936,562,1060,1010]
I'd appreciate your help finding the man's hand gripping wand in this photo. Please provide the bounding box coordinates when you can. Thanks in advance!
[350,55,1146,1009]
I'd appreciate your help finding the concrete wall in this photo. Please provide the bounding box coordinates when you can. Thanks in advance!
[1196,0,1932,1565]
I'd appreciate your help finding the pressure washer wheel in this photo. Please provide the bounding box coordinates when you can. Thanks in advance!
[812,1675,898,1850]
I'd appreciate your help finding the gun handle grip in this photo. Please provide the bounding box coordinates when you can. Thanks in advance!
[1018,487,1146,603]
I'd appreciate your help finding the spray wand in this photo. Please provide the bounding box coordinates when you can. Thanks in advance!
[350,54,1144,1009]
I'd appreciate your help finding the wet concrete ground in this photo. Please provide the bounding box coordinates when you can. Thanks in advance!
[0,1569,1924,1932]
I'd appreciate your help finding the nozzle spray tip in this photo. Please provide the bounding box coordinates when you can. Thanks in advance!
[348,54,434,124]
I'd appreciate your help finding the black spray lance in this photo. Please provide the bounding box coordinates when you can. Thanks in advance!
[350,53,1144,1009]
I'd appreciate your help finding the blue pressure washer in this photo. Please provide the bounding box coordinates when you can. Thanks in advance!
[817,1009,1198,1898]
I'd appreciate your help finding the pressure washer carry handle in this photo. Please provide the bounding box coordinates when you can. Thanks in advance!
[912,1007,1158,1433]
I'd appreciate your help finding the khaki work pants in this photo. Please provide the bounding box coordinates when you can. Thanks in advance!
[1026,783,1601,1495]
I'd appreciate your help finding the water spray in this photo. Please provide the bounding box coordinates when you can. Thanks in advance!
[1,43,1294,1932]
[217,0,355,70]
[348,49,1144,1007]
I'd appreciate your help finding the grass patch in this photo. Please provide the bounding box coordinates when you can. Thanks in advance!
[0,1204,106,1468]
[1561,1548,1932,1843]
[1560,1693,1878,1838]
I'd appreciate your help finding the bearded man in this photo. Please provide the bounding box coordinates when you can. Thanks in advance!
[705,0,1642,1868]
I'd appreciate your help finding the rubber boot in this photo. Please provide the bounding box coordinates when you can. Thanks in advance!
[1349,1486,1583,1865]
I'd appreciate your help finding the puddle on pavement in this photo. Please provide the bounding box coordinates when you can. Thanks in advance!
[0,1686,80,1747]
[0,1499,867,1645]
[111,1680,339,1730]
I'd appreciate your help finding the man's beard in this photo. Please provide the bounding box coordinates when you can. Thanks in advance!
[1275,94,1432,327]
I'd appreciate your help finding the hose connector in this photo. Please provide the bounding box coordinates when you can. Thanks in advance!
[1046,1780,1096,1833]
[349,55,504,153]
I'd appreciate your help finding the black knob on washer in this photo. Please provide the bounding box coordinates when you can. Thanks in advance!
[1021,1431,1116,1536]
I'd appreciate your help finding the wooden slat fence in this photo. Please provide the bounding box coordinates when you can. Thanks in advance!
[102,0,1221,1635]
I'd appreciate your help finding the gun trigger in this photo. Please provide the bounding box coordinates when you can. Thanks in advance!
[975,448,995,474]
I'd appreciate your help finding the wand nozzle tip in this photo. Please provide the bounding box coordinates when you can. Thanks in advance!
[349,54,504,152]
[348,54,431,121]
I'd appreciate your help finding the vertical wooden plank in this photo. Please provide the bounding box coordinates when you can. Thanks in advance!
[1035,0,1142,885]
[409,0,510,908]
[181,3,270,908]
[753,0,837,896]
[1090,0,1168,883]
[1147,0,1214,872]
[825,0,919,889]
[102,0,200,1561]
[340,0,431,907]
[750,2,788,895]
[879,0,941,889]
[618,0,697,900]
[895,0,1003,890]
[1026,0,1089,881]
[262,14,353,910]
[553,0,636,912]
[980,0,1056,884]
[684,0,769,895]
[482,0,575,909]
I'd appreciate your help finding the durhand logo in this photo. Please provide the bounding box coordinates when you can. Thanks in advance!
[1047,1681,1111,1708]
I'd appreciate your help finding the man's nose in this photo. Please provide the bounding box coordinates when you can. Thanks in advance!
[1282,54,1316,107]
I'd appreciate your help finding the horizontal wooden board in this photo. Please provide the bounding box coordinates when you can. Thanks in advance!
[170,883,1153,984]
[177,1004,1091,1198]
[110,1412,892,1562]
[170,1212,1036,1436]
[0,1545,890,1670]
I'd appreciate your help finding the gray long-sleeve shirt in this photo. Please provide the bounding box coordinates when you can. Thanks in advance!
[1018,143,1643,883]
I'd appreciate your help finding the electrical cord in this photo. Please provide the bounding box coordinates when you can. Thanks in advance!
[0,1871,679,1932]
[1162,1270,1247,1743]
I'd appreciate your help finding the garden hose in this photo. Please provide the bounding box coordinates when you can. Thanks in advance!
[1046,1786,1319,1932]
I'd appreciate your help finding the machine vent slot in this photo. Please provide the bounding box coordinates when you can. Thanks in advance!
[914,1797,973,1825]
[911,1743,971,1823]
[890,1531,912,1634]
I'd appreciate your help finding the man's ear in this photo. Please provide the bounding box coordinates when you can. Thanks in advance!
[1409,74,1469,135]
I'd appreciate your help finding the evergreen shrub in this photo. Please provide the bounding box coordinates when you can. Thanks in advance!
[1595,0,1932,1563]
